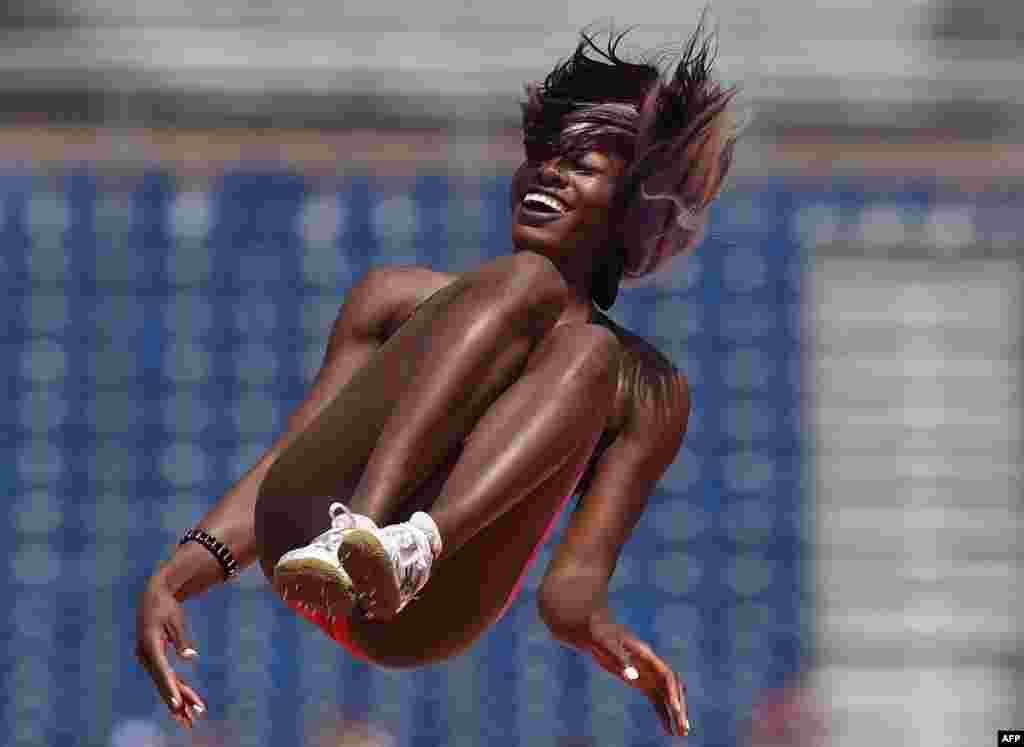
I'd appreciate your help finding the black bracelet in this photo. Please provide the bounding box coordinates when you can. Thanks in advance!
[180,529,240,581]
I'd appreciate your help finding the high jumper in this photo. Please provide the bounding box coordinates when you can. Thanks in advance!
[136,20,738,738]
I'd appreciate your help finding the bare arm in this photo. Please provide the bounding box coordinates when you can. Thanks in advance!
[154,266,449,601]
[538,369,690,627]
[138,266,454,725]
[537,368,691,736]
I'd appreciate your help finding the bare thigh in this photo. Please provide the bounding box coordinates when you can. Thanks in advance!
[337,439,594,669]
[254,278,531,577]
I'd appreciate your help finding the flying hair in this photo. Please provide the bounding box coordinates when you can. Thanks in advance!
[516,18,740,280]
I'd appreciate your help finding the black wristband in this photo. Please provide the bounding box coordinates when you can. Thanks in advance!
[180,529,240,581]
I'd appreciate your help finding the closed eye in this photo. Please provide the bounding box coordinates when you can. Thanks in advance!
[572,154,606,174]
[570,159,597,175]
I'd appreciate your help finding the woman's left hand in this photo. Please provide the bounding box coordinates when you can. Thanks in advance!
[583,614,688,737]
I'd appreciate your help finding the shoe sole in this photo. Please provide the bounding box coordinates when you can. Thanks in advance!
[337,529,401,621]
[272,556,357,621]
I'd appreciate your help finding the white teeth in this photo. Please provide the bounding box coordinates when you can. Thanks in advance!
[522,192,567,214]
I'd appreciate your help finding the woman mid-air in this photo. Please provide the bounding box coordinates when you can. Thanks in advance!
[136,23,738,738]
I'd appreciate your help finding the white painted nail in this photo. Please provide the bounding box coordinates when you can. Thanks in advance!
[623,666,639,681]
[182,648,199,659]
[191,703,206,714]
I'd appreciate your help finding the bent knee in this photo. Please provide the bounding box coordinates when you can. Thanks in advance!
[541,322,621,389]
[471,251,569,326]
[575,323,621,363]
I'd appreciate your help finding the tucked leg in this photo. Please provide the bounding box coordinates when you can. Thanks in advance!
[338,322,620,620]
[254,251,566,579]
[429,322,620,559]
[339,325,620,665]
[343,252,570,522]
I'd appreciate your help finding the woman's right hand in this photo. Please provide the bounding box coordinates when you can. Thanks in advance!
[135,575,207,730]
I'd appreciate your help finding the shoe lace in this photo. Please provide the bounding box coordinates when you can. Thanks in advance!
[388,526,431,599]
[328,502,354,529]
[303,502,357,552]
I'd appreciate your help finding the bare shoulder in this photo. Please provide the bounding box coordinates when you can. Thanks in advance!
[593,312,690,435]
[341,266,458,341]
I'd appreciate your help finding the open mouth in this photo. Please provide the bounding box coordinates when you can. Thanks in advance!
[521,192,569,215]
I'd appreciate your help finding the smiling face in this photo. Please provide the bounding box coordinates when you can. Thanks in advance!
[510,149,627,267]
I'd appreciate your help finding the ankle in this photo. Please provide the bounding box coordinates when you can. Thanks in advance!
[409,511,443,557]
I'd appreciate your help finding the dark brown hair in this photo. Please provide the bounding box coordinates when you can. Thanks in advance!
[517,20,740,281]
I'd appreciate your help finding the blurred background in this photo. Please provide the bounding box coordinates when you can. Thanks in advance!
[0,0,1021,745]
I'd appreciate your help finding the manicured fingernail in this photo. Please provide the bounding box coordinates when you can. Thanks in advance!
[191,703,205,714]
[182,648,199,659]
[623,666,639,681]
[168,696,181,710]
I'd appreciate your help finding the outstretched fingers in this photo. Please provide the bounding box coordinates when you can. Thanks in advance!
[671,670,689,736]
[136,631,207,730]
[581,620,690,737]
[178,679,207,715]
[621,636,688,736]
[136,630,182,713]
[176,677,207,728]
[166,611,200,663]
